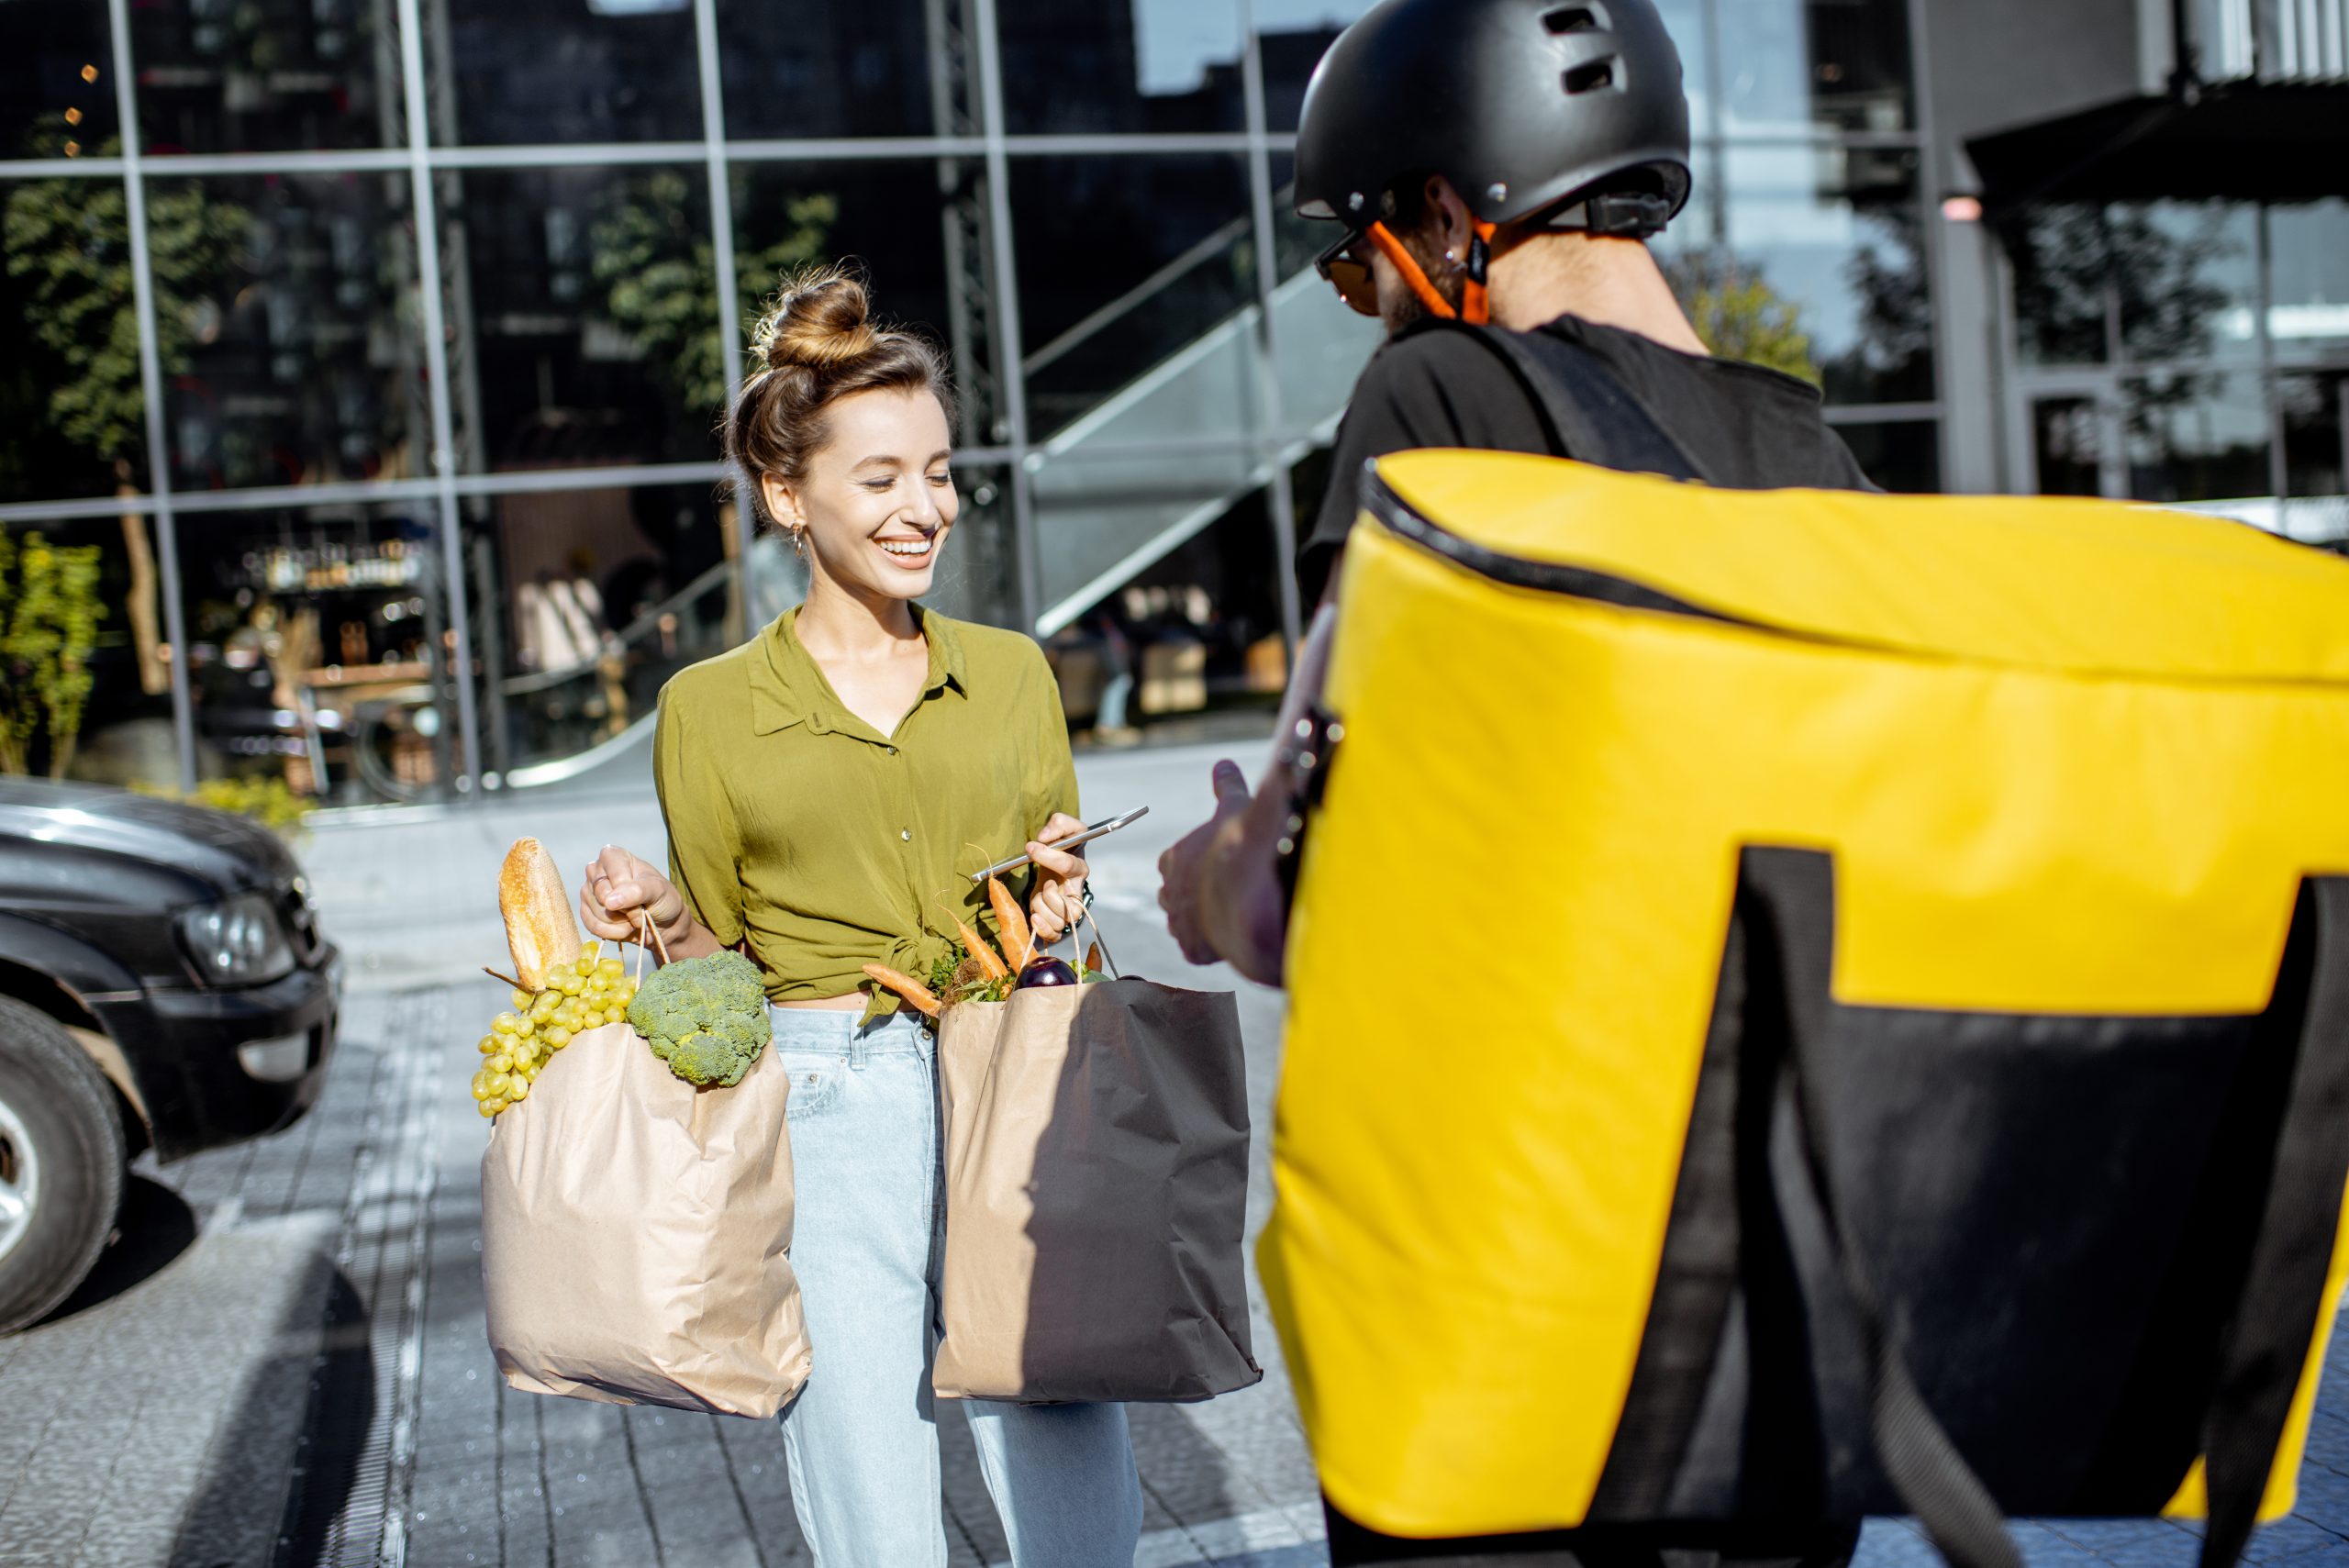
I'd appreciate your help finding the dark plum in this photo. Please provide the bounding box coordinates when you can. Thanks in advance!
[1015,955,1078,989]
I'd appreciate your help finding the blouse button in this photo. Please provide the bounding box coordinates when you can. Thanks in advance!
[900,828,912,841]
[885,745,896,755]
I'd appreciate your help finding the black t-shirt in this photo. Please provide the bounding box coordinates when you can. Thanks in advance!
[1297,313,1876,606]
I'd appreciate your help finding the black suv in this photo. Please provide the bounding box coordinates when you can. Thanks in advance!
[0,779,341,1331]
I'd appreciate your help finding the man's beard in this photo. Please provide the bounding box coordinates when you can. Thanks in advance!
[1377,240,1466,334]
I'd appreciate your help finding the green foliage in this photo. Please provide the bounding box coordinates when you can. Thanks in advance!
[1665,252,1819,386]
[0,528,106,778]
[626,950,774,1087]
[590,172,836,417]
[135,775,317,837]
[2,124,248,467]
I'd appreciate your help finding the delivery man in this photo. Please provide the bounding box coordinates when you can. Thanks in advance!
[1158,0,1873,1562]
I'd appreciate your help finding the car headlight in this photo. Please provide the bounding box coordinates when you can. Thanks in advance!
[177,892,296,986]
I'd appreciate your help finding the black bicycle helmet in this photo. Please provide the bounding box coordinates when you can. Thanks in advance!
[1294,0,1693,239]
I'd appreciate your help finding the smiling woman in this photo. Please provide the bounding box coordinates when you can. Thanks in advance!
[572,265,1145,1565]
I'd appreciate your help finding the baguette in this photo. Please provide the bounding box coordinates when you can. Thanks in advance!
[499,838,582,992]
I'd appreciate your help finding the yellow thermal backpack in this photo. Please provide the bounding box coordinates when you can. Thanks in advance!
[1264,450,2349,1568]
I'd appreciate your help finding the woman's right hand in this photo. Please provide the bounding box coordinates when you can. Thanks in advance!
[581,845,691,949]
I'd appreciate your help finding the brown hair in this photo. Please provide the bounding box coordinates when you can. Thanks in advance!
[727,264,953,518]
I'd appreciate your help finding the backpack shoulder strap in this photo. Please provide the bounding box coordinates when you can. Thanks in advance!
[1416,317,1707,484]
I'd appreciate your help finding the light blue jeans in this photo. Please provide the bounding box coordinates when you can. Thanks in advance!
[772,1008,1144,1568]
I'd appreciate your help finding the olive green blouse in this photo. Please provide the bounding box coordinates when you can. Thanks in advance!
[653,606,1079,1016]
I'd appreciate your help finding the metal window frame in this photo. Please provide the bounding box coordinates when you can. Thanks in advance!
[18,1,1972,806]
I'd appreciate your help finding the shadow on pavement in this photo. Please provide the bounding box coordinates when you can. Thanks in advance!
[166,1257,376,1568]
[40,1174,199,1325]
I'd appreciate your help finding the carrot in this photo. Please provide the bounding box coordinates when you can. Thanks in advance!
[950,913,1009,981]
[862,962,941,1018]
[986,875,1033,970]
[1085,942,1103,977]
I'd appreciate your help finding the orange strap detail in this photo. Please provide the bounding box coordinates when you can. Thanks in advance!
[1363,219,1501,325]
[1364,221,1454,319]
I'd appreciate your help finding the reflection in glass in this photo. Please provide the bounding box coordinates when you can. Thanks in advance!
[473,483,747,783]
[1714,0,1910,135]
[920,466,1017,629]
[1833,419,1939,493]
[180,505,459,806]
[1,175,150,501]
[2284,373,2345,497]
[731,161,973,435]
[1012,156,1261,442]
[718,0,935,139]
[155,173,427,493]
[1257,0,1373,129]
[2,6,119,159]
[131,0,397,154]
[2125,372,2270,503]
[1030,445,1266,636]
[1709,144,1931,404]
[2032,398,2107,496]
[998,0,1247,134]
[2012,202,2255,368]
[440,166,723,471]
[432,0,700,145]
[0,514,176,789]
[2267,202,2349,362]
[1044,485,1289,740]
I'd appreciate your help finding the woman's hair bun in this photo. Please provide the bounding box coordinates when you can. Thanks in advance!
[752,264,881,373]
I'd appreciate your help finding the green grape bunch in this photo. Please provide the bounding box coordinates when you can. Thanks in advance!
[470,942,640,1118]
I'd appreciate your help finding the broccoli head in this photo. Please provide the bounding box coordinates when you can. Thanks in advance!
[626,950,773,1088]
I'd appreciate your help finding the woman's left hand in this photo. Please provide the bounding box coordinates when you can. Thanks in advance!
[1026,811,1089,948]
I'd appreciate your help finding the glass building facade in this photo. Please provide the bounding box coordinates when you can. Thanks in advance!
[3,0,1952,806]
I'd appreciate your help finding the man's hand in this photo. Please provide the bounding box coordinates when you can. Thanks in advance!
[1157,761,1287,985]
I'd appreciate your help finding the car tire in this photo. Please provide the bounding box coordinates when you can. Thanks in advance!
[0,996,126,1335]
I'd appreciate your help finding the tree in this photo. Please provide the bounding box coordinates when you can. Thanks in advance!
[1664,250,1820,386]
[589,172,837,417]
[0,528,106,779]
[4,127,249,466]
[4,123,247,699]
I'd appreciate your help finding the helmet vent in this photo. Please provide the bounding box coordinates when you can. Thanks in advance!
[1564,58,1618,93]
[1542,4,1607,30]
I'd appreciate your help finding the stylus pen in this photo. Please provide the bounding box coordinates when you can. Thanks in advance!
[967,806,1150,884]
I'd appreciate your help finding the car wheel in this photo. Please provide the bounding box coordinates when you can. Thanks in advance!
[0,996,126,1335]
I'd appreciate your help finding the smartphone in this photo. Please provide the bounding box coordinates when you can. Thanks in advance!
[968,806,1150,883]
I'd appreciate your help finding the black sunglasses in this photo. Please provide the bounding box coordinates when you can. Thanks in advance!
[1314,227,1381,317]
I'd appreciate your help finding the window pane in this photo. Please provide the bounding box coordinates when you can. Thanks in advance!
[1029,444,1265,637]
[1715,143,1932,404]
[2032,396,2107,496]
[0,175,150,501]
[179,504,462,806]
[2,4,119,159]
[1047,485,1288,740]
[2125,371,2270,503]
[1256,1,1372,131]
[440,166,721,471]
[2267,200,2349,365]
[1716,0,1912,136]
[730,160,979,439]
[2017,202,2257,370]
[718,0,935,139]
[1011,155,1262,444]
[1831,418,1939,493]
[432,0,701,146]
[131,0,397,155]
[0,512,175,788]
[153,173,427,494]
[1263,151,1382,443]
[473,483,742,784]
[2279,373,2348,544]
[998,0,1247,135]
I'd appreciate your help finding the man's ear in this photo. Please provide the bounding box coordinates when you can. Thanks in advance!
[1426,174,1475,260]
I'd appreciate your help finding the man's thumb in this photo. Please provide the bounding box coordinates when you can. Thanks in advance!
[1209,758,1250,804]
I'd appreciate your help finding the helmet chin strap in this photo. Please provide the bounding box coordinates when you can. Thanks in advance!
[1364,219,1499,326]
